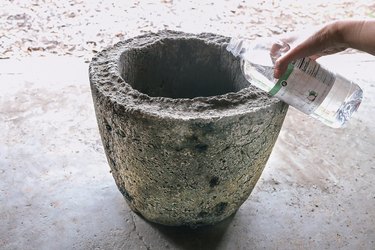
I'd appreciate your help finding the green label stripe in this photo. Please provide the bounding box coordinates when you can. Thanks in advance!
[269,63,294,96]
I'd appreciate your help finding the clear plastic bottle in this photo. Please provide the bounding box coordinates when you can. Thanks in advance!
[227,38,363,128]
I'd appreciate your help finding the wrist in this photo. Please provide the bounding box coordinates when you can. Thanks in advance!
[335,20,365,49]
[331,20,349,48]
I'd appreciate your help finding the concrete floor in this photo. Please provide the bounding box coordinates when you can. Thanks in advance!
[0,54,374,250]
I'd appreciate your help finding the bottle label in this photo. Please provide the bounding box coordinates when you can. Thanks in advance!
[269,58,335,115]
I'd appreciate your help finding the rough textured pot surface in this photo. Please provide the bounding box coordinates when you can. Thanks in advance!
[89,30,288,227]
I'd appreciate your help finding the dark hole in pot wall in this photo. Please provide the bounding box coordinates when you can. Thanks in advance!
[120,38,249,99]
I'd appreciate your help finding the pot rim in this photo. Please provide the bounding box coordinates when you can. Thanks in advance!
[89,30,283,119]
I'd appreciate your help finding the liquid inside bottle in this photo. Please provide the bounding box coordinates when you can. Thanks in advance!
[227,38,363,128]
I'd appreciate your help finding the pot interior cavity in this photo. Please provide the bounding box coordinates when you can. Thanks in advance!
[120,38,249,98]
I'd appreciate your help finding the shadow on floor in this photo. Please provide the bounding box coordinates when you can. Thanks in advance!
[147,213,236,250]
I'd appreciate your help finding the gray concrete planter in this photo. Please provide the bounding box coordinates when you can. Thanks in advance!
[89,31,288,227]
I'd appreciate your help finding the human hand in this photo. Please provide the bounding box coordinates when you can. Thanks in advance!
[273,21,348,79]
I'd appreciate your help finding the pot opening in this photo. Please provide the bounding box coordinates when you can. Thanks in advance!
[120,38,249,99]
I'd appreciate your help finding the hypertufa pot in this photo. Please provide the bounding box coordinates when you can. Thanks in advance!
[89,30,288,227]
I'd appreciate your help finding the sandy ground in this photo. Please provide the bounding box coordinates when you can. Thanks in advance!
[1,0,375,61]
[0,52,374,250]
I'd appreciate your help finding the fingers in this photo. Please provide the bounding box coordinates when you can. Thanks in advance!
[273,27,335,78]
[274,59,288,79]
[273,45,309,78]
